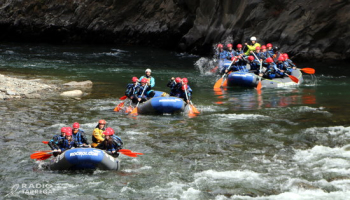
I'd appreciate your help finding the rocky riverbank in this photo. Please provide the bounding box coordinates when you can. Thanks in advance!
[0,0,349,61]
[0,73,56,100]
[0,73,92,100]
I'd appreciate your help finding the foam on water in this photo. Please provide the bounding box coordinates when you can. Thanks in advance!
[211,113,268,120]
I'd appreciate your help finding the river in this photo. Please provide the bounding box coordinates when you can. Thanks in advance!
[1,43,350,199]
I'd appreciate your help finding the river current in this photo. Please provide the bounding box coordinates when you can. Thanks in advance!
[1,43,350,200]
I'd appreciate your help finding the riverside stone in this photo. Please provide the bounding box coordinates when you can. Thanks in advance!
[60,90,84,98]
[63,80,93,87]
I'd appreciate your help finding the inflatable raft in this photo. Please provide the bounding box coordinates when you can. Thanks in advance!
[47,148,120,170]
[137,96,186,114]
[226,69,303,88]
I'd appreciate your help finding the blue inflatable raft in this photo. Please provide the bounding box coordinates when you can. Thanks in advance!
[47,148,120,170]
[137,96,186,114]
[226,69,303,88]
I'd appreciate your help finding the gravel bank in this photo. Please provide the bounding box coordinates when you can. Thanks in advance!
[0,73,58,100]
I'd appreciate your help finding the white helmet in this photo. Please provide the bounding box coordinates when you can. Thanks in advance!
[145,68,152,73]
[250,36,257,41]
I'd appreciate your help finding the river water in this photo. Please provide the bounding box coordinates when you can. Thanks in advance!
[1,43,350,199]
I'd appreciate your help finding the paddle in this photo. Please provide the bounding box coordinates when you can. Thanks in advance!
[120,96,127,100]
[130,84,148,116]
[190,101,200,114]
[213,59,235,89]
[114,101,125,112]
[183,84,196,117]
[30,151,54,160]
[125,101,133,114]
[183,84,199,117]
[118,149,143,155]
[300,68,315,74]
[42,141,49,144]
[284,73,299,83]
[210,66,219,73]
[251,52,264,91]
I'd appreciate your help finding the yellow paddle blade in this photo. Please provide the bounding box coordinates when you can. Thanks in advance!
[130,107,138,115]
[125,106,133,113]
[213,78,223,89]
[222,79,228,87]
[256,80,262,91]
[190,104,200,114]
[114,102,124,112]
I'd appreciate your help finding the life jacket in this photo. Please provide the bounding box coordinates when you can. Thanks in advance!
[226,50,235,59]
[234,50,244,56]
[260,52,270,60]
[139,75,155,88]
[112,135,123,148]
[217,50,227,60]
[180,85,192,101]
[58,138,75,151]
[72,129,88,145]
[249,61,260,71]
[125,83,138,97]
[48,134,65,150]
[266,63,278,74]
[136,85,151,97]
[50,134,65,144]
[245,43,261,55]
[92,127,105,147]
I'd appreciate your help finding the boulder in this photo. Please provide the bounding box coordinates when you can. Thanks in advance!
[6,90,16,95]
[60,90,84,98]
[24,93,41,99]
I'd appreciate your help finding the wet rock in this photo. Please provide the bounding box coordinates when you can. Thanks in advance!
[60,90,84,98]
[0,73,57,100]
[24,93,41,99]
[63,80,93,88]
[6,90,16,95]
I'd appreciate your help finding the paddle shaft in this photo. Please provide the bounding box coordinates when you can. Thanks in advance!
[135,84,148,108]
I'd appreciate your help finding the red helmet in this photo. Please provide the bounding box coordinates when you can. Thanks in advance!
[61,127,67,133]
[266,57,273,63]
[227,44,232,48]
[266,43,273,48]
[278,56,285,61]
[72,122,79,129]
[106,127,115,134]
[175,77,182,83]
[103,129,113,136]
[248,56,255,61]
[182,78,188,83]
[217,44,223,48]
[132,77,138,82]
[181,85,188,91]
[99,119,106,125]
[261,45,266,49]
[66,132,72,136]
[140,78,148,83]
[237,44,242,48]
[283,53,289,59]
[255,46,261,50]
[65,127,72,135]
